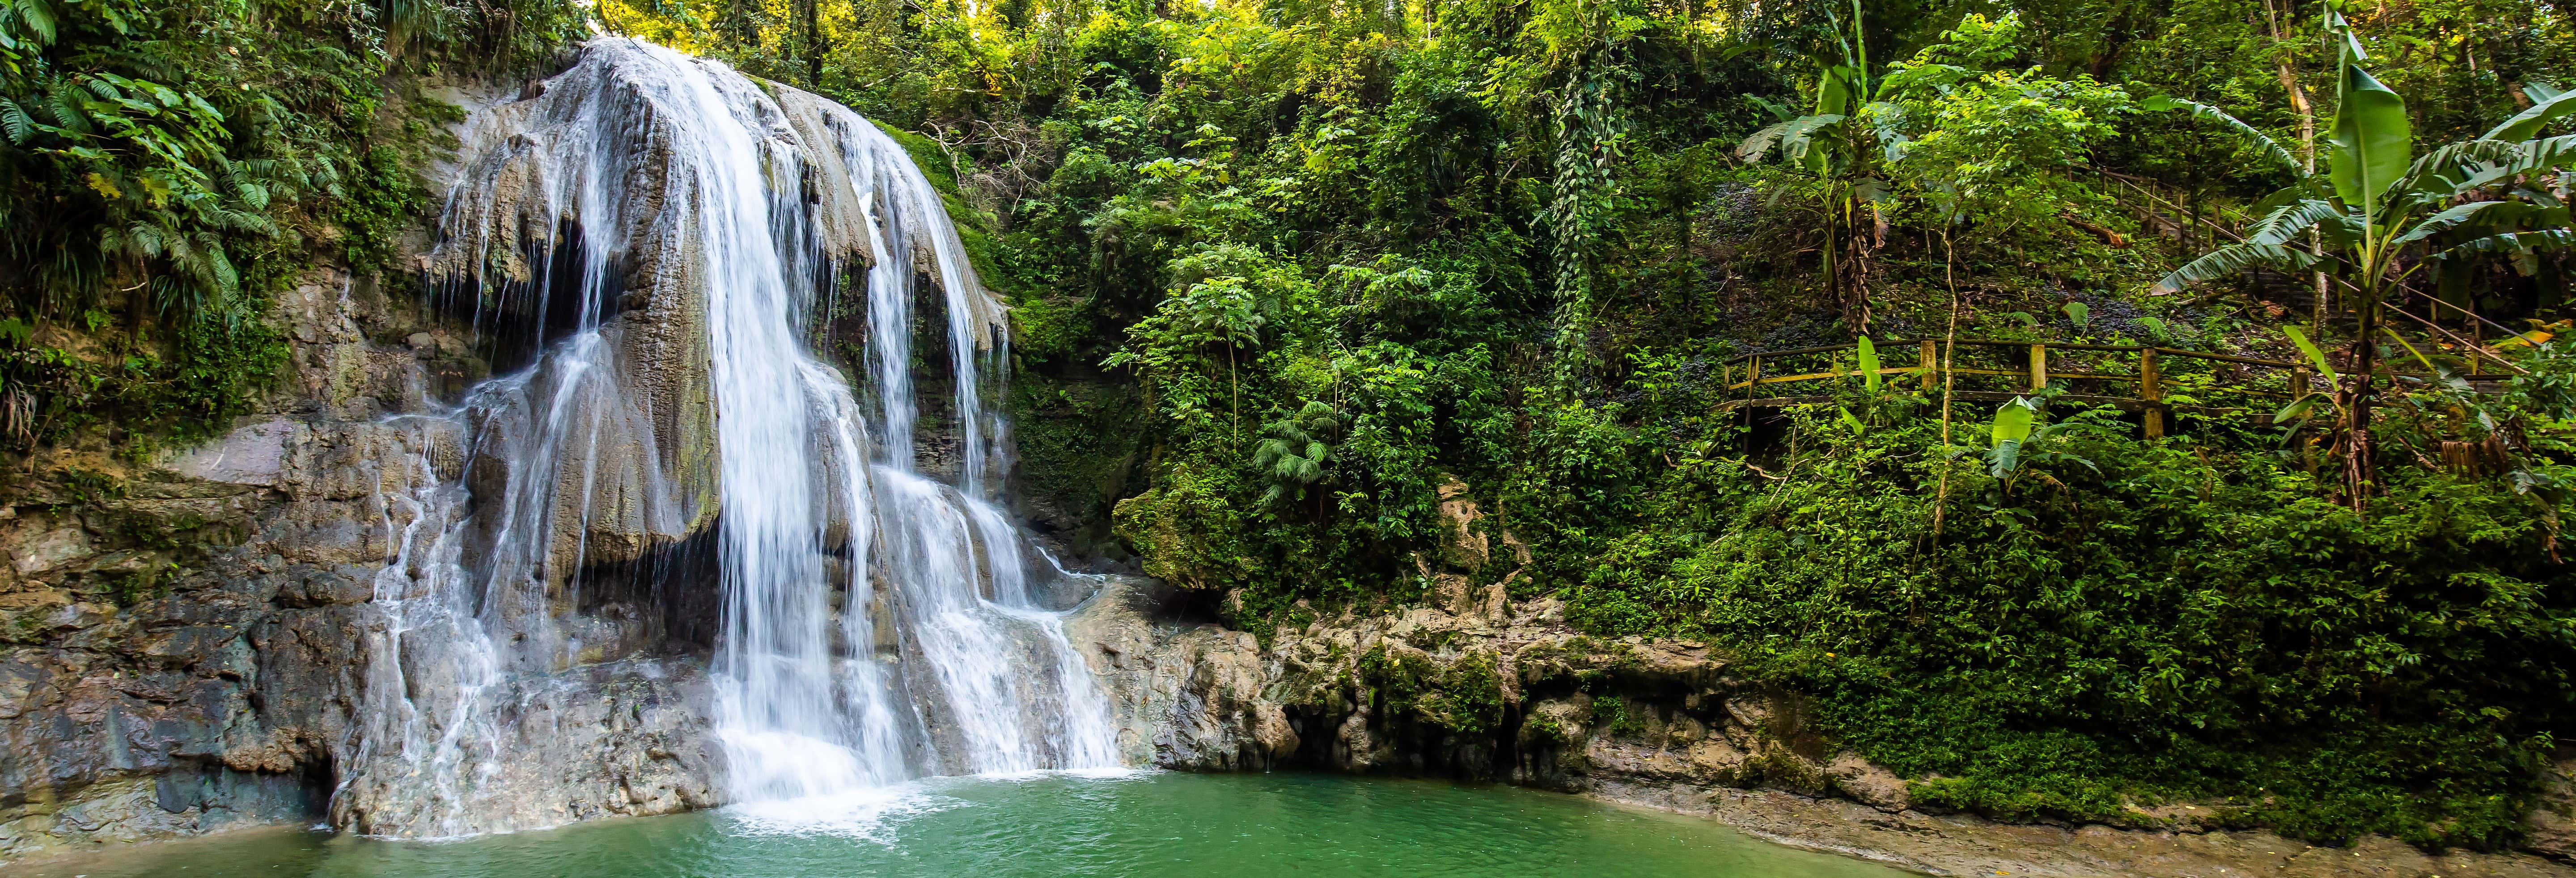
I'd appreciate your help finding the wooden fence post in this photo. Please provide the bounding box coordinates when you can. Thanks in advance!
[2470,318,2483,377]
[2292,367,2310,400]
[2139,348,2164,439]
[1919,341,1937,391]
[2029,343,2049,392]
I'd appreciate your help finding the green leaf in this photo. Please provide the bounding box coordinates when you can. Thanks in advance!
[2400,139,2525,198]
[2274,394,2322,424]
[2063,301,2089,329]
[1839,406,1866,434]
[2396,200,2537,245]
[1991,398,2036,444]
[2144,95,2303,174]
[0,96,28,145]
[1851,176,1892,205]
[1987,439,2023,478]
[2434,229,2575,262]
[2484,85,2576,142]
[1737,114,1844,164]
[2286,326,2340,384]
[2249,199,2360,246]
[1857,336,1881,393]
[2153,243,2322,294]
[2326,55,2411,218]
[2382,326,2437,373]
[1816,63,1857,117]
[13,0,56,46]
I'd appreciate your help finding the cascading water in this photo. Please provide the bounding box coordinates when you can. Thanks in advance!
[332,38,1120,838]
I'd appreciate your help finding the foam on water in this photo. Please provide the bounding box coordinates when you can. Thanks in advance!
[718,782,965,843]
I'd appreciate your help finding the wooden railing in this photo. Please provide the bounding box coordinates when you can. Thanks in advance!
[1719,339,2315,438]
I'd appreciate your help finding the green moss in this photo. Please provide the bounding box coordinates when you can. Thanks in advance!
[334,145,429,278]
[872,121,1011,295]
[1357,646,1506,734]
[1590,695,1645,738]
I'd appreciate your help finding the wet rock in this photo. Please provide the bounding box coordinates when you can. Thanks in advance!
[329,659,720,836]
[1064,577,1296,771]
[9,525,91,576]
[1825,751,1909,813]
[0,254,487,856]
[168,420,293,488]
[2531,752,2576,861]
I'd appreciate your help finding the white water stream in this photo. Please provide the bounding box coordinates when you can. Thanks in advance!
[335,39,1119,838]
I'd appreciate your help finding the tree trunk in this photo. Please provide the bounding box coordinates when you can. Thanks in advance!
[2343,305,2378,511]
[802,0,825,88]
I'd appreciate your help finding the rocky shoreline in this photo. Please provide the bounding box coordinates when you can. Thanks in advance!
[1591,781,2572,878]
[1064,572,2576,878]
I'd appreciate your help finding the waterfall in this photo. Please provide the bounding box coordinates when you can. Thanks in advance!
[333,38,1120,838]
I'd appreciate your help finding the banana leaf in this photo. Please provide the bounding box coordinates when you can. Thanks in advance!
[2326,54,2411,218]
[2153,243,2324,294]
[2286,326,2340,384]
[2144,95,2303,174]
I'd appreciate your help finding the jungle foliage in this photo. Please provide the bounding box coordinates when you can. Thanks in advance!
[30,0,2573,852]
[0,0,587,450]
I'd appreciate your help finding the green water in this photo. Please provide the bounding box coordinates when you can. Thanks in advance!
[8,772,1904,877]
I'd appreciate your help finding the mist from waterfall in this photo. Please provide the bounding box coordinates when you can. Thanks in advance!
[334,38,1120,839]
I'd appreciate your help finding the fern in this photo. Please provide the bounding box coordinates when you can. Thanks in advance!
[0,96,28,144]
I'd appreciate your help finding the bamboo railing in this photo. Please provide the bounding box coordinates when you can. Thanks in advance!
[1718,339,2316,438]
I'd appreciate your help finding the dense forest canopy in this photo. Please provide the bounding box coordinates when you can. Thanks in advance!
[9,0,2576,853]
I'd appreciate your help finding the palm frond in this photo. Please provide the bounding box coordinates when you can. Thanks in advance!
[2434,229,2575,261]
[2398,138,2521,198]
[2396,200,2538,245]
[2144,96,2304,174]
[2485,85,2576,142]
[2153,243,2322,294]
[2248,199,2356,245]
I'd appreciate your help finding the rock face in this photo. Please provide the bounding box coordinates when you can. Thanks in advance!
[330,659,719,836]
[1068,482,1918,806]
[0,248,740,857]
[2531,754,2576,861]
[0,267,487,859]
[1065,577,1297,771]
[1068,574,1878,797]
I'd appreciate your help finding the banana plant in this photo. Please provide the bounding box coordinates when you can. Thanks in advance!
[1735,0,1903,334]
[1978,395,2116,494]
[1986,396,2038,480]
[2150,2,2576,508]
[1830,336,1884,434]
[2269,326,2350,440]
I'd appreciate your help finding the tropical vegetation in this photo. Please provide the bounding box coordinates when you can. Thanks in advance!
[7,0,2576,853]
